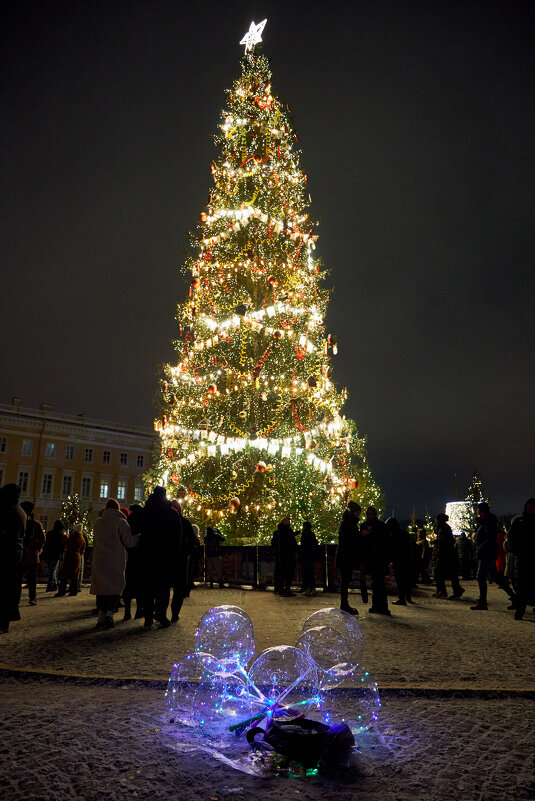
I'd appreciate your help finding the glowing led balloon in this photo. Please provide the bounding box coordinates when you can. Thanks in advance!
[195,608,255,676]
[247,645,319,719]
[194,673,251,740]
[314,665,381,734]
[165,652,219,724]
[301,608,364,667]
[296,625,354,681]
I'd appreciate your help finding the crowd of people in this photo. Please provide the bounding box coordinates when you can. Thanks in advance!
[0,481,534,634]
[329,499,535,620]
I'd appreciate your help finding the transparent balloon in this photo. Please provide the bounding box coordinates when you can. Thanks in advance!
[165,652,219,725]
[310,665,381,734]
[301,608,364,668]
[193,673,251,741]
[247,645,319,722]
[195,608,255,676]
[296,625,355,683]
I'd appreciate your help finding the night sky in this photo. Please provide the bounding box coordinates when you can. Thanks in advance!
[2,0,534,518]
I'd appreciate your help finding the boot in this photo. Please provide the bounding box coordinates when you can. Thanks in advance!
[470,600,488,610]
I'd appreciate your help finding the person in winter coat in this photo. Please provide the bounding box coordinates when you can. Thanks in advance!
[299,521,318,597]
[204,527,225,589]
[0,484,26,633]
[20,501,45,606]
[386,517,413,605]
[122,504,144,621]
[361,507,392,615]
[90,499,140,628]
[470,502,516,611]
[43,520,67,592]
[169,499,191,623]
[455,532,474,581]
[415,529,432,583]
[432,513,464,600]
[505,497,535,620]
[56,524,86,597]
[272,517,298,597]
[137,486,182,628]
[336,501,361,614]
[187,523,202,593]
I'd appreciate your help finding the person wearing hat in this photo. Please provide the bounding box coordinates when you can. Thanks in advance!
[91,499,140,628]
[56,523,86,597]
[471,502,516,611]
[20,501,45,606]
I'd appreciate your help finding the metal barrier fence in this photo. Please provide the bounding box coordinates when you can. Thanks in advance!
[60,545,398,592]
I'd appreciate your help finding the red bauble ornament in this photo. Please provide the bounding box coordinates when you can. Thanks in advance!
[208,384,217,394]
[229,496,240,511]
[256,461,267,473]
[163,381,168,392]
[268,275,278,286]
[171,473,179,484]
[200,213,208,222]
[273,329,283,340]
[191,277,200,289]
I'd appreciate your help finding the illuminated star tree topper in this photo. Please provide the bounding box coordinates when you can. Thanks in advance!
[240,19,267,53]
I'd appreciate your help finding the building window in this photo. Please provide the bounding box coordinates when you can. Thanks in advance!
[137,455,144,468]
[81,476,92,499]
[45,442,55,459]
[103,450,111,464]
[39,515,48,531]
[18,471,30,494]
[22,439,33,456]
[0,437,6,452]
[99,481,109,499]
[117,479,126,500]
[134,482,143,502]
[65,445,74,460]
[62,475,73,497]
[120,452,128,466]
[41,473,53,496]
[85,448,93,462]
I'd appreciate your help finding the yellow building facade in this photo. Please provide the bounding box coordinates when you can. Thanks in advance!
[0,400,155,531]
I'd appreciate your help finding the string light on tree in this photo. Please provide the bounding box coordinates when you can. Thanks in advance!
[146,22,383,542]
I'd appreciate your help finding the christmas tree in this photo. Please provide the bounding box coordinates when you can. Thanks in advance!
[60,493,92,542]
[464,469,488,533]
[147,20,383,542]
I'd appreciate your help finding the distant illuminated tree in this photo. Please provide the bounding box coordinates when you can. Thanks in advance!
[146,21,383,542]
[60,493,92,541]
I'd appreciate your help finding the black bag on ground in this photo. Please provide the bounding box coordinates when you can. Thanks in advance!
[247,717,355,768]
